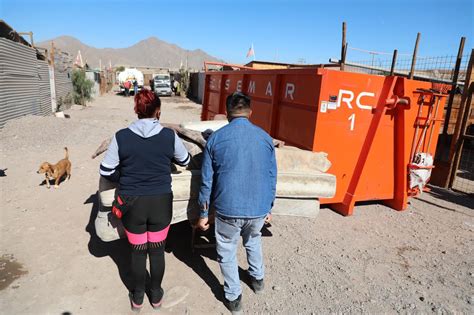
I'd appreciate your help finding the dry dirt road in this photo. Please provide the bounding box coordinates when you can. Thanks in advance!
[0,93,473,314]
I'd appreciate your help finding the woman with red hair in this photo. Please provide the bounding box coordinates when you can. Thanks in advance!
[100,89,190,310]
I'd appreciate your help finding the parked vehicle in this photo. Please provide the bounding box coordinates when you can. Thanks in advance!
[153,73,172,96]
[117,68,144,94]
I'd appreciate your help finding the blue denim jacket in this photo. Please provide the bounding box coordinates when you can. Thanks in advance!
[198,117,277,218]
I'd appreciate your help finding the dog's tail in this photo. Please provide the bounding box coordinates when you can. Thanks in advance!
[64,147,69,159]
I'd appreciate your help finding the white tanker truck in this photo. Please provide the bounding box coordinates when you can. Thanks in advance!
[117,68,144,94]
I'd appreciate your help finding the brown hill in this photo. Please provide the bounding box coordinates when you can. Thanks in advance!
[37,35,222,70]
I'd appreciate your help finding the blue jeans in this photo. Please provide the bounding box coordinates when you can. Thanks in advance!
[215,215,266,301]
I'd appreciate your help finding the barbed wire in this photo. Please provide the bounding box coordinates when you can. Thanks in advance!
[348,46,411,56]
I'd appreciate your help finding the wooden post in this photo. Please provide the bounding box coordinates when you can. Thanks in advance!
[447,49,474,188]
[390,49,398,76]
[49,41,57,112]
[29,31,34,46]
[442,36,466,135]
[341,42,348,71]
[50,41,55,67]
[409,33,421,79]
[448,82,473,188]
[341,22,346,70]
[18,31,34,46]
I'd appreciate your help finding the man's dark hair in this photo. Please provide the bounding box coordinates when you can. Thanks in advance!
[226,92,251,116]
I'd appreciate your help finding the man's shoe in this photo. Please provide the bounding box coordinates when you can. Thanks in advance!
[224,294,242,314]
[249,276,264,294]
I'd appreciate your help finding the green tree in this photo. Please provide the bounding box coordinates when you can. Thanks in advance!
[71,69,94,106]
[179,69,190,97]
[115,66,125,72]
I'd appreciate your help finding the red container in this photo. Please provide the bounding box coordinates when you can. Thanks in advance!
[202,67,446,216]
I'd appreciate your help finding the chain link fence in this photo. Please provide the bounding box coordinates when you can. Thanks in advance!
[342,47,471,85]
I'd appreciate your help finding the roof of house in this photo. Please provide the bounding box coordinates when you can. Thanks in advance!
[0,20,31,46]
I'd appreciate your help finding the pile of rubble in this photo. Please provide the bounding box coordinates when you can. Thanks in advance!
[93,120,337,242]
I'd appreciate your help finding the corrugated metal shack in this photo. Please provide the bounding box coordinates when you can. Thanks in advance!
[188,72,205,104]
[0,38,44,127]
[0,20,73,128]
[86,70,101,98]
[52,49,73,109]
[37,58,52,116]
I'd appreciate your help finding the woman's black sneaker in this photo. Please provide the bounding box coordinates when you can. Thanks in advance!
[129,291,144,312]
[150,288,164,310]
[224,294,242,314]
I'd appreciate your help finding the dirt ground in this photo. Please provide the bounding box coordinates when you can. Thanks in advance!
[0,93,473,314]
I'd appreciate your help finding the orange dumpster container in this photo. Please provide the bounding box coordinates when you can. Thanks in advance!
[201,66,447,216]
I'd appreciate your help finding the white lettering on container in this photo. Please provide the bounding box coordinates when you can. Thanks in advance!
[248,81,256,94]
[337,89,354,109]
[356,92,375,110]
[236,80,242,92]
[285,83,295,100]
[337,90,375,110]
[266,82,272,96]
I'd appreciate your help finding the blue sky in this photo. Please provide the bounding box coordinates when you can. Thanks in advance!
[1,0,473,64]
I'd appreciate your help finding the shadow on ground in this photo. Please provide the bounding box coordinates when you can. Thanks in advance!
[422,185,473,211]
[84,193,133,292]
[38,176,68,188]
[166,221,274,301]
[165,222,224,302]
[84,193,273,304]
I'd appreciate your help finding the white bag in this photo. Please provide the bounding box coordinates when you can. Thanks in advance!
[409,153,433,193]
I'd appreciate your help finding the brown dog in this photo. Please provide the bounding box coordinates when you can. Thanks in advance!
[37,147,71,189]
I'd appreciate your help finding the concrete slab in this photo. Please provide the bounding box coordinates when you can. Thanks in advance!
[272,198,320,218]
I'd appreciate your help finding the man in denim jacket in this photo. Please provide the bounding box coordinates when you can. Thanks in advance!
[197,92,277,313]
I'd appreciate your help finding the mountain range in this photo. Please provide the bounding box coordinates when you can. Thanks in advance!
[37,36,222,70]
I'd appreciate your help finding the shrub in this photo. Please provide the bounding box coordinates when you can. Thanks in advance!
[72,69,94,106]
[64,92,73,105]
[179,69,190,97]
